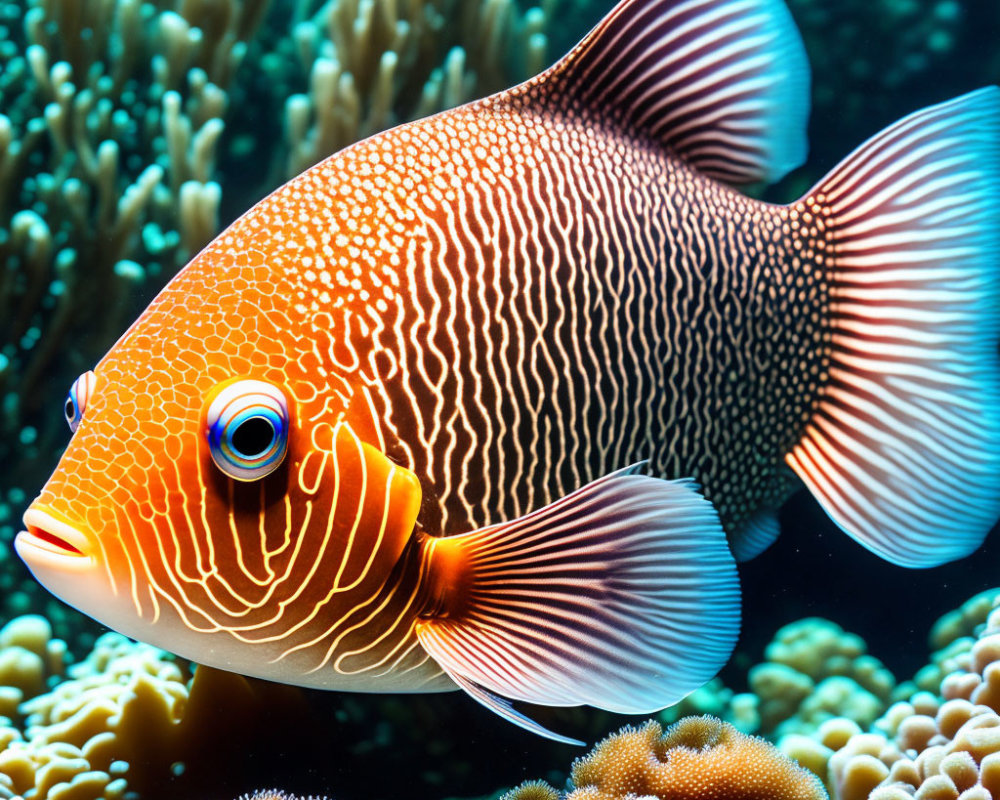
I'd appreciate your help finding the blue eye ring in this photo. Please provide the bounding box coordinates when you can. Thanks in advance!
[205,379,290,481]
[65,371,97,433]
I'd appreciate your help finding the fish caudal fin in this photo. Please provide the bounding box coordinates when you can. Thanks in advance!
[789,88,1000,568]
[416,466,740,744]
[531,0,810,186]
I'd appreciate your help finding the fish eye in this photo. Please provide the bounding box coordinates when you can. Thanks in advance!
[64,371,97,433]
[205,379,290,481]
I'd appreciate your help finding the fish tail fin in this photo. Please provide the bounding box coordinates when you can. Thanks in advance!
[788,87,1000,568]
[415,466,740,744]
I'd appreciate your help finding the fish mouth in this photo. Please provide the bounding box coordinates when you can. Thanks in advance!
[16,509,95,570]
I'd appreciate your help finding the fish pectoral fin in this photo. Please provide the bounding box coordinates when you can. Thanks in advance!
[415,465,740,740]
[525,0,810,186]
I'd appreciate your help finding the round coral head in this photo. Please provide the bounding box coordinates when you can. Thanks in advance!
[569,716,829,800]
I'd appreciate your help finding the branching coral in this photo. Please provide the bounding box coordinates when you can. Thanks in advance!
[240,0,557,183]
[504,717,828,800]
[0,0,265,444]
[0,0,566,623]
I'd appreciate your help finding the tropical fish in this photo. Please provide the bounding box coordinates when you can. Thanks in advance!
[16,0,1000,742]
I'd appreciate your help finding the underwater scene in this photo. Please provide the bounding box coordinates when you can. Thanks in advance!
[3,0,1000,798]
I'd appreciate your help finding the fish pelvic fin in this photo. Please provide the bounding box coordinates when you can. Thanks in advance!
[415,466,740,743]
[789,87,1000,568]
[521,0,809,186]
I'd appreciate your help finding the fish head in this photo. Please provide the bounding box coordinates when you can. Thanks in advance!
[15,178,424,669]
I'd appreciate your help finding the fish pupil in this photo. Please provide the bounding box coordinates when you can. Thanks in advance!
[64,398,74,421]
[231,416,275,458]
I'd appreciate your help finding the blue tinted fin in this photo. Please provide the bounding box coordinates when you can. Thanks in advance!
[731,508,781,561]
[416,467,741,736]
[789,88,1000,568]
[529,0,810,186]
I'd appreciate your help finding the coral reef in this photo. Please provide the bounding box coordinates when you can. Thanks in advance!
[0,0,259,463]
[776,590,1000,800]
[264,0,553,181]
[629,618,898,740]
[0,624,310,800]
[750,619,897,737]
[0,0,568,628]
[503,716,828,800]
[3,590,1000,800]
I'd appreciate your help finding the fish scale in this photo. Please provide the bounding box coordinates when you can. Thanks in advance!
[16,0,1000,744]
[349,100,831,538]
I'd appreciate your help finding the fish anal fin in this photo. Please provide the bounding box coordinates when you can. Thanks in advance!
[731,508,780,562]
[525,0,809,186]
[416,466,740,731]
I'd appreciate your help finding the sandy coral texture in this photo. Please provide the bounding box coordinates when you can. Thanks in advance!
[504,716,828,800]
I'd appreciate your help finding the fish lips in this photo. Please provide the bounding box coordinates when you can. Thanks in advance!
[16,509,96,573]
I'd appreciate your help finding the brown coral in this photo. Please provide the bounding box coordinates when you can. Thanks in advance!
[505,717,828,800]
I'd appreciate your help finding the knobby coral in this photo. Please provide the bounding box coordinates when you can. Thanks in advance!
[504,716,828,800]
[776,590,1000,800]
[0,627,309,800]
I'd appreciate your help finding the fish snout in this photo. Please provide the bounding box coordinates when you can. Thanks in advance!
[16,508,97,573]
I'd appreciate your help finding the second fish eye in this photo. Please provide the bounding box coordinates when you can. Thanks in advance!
[64,370,97,433]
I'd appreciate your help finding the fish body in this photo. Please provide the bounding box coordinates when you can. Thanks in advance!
[17,0,1000,740]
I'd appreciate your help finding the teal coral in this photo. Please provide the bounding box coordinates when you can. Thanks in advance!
[0,0,568,622]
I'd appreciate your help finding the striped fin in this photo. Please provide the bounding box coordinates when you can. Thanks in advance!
[416,466,740,743]
[531,0,809,185]
[788,87,1000,568]
[731,508,780,561]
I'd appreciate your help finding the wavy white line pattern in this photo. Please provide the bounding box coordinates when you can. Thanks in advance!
[367,100,828,540]
[28,0,832,689]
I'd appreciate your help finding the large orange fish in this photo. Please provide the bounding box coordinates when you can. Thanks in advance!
[16,0,1000,742]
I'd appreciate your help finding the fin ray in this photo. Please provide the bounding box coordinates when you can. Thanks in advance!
[789,92,1000,567]
[417,468,740,726]
[528,0,809,185]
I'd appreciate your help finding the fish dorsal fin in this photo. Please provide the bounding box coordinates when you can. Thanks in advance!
[526,0,810,186]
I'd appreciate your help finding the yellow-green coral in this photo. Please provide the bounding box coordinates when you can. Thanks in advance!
[774,589,1000,800]
[0,627,309,800]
